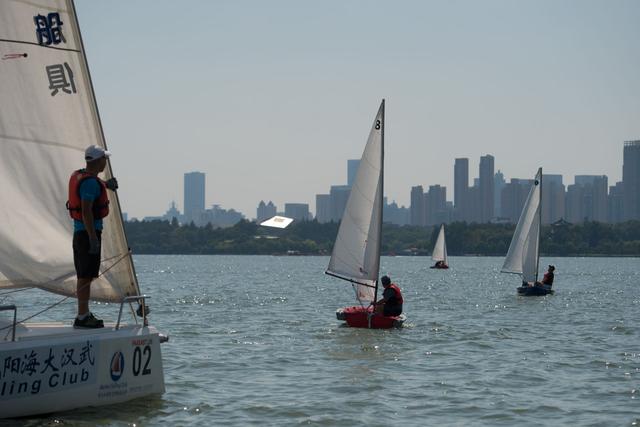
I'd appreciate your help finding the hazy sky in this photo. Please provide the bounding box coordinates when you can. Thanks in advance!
[75,0,640,219]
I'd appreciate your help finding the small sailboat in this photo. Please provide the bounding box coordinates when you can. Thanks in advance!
[501,168,553,296]
[325,100,405,329]
[0,0,165,417]
[430,224,449,269]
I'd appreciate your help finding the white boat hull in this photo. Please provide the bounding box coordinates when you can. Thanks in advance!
[0,323,165,418]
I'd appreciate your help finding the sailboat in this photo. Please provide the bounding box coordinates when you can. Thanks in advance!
[325,100,405,329]
[501,168,553,296]
[429,224,449,269]
[0,0,165,417]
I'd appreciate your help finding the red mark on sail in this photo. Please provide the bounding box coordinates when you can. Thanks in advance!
[2,53,28,60]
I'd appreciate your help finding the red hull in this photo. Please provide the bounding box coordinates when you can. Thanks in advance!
[336,306,405,329]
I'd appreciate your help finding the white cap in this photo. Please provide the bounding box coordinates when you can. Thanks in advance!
[84,145,111,161]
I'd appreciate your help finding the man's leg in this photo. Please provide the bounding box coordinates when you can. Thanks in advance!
[77,278,92,316]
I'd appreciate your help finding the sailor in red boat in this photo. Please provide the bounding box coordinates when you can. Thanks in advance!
[371,275,403,316]
[542,265,555,286]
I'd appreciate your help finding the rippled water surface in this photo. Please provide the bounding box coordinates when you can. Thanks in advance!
[3,256,639,426]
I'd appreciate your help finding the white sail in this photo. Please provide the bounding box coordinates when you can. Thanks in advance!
[0,0,139,301]
[501,168,542,283]
[431,224,447,263]
[326,101,384,303]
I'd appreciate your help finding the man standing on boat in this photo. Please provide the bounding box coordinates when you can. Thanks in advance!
[371,275,403,316]
[67,145,118,328]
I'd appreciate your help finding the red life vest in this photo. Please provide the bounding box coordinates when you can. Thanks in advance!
[66,169,110,221]
[388,284,404,305]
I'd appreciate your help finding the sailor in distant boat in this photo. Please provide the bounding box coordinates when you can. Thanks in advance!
[67,145,118,328]
[536,265,555,289]
[371,275,403,316]
[521,265,555,291]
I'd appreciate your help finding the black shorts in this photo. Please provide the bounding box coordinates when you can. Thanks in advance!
[73,230,102,279]
[384,304,402,317]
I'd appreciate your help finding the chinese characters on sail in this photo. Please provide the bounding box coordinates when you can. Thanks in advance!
[34,12,77,97]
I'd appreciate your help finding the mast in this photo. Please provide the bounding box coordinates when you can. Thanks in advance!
[535,167,542,283]
[69,0,140,294]
[373,99,385,304]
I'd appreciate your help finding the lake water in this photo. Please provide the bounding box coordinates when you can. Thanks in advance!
[2,256,639,426]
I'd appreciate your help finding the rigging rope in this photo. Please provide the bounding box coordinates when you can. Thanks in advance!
[0,250,132,335]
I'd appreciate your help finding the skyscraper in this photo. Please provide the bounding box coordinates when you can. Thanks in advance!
[479,155,494,222]
[541,174,565,224]
[329,185,351,222]
[454,158,469,221]
[494,170,505,219]
[257,200,277,222]
[285,203,310,221]
[575,175,608,222]
[501,179,533,223]
[425,185,446,226]
[609,182,624,223]
[184,171,205,224]
[315,194,331,223]
[410,185,425,226]
[347,159,360,187]
[623,141,640,221]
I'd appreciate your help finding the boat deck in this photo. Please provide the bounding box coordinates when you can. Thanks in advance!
[1,320,146,343]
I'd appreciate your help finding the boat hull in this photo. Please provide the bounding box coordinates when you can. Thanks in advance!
[517,285,554,296]
[430,265,449,269]
[0,323,165,418]
[336,306,405,329]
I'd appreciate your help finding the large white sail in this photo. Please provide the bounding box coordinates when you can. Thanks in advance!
[431,224,447,264]
[326,101,384,303]
[501,168,542,283]
[0,0,139,301]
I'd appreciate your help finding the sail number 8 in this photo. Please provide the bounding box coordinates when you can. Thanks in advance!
[375,120,381,130]
[132,345,152,376]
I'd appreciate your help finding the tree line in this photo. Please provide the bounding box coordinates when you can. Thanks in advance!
[123,218,640,256]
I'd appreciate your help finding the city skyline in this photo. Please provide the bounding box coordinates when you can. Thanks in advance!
[142,141,637,225]
[75,1,640,218]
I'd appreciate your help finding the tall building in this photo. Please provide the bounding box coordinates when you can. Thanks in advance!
[501,179,532,223]
[257,200,277,223]
[479,155,495,222]
[347,159,360,187]
[425,185,446,226]
[494,170,505,219]
[575,175,608,222]
[285,203,310,221]
[565,184,585,223]
[410,185,425,226]
[454,158,469,221]
[541,174,565,224]
[329,185,351,222]
[623,141,640,221]
[184,171,205,224]
[609,182,624,223]
[315,194,331,223]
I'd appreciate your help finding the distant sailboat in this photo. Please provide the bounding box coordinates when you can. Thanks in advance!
[0,0,165,417]
[325,100,405,329]
[430,224,449,269]
[501,168,553,296]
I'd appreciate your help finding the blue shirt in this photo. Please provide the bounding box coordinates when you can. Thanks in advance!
[73,178,104,232]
